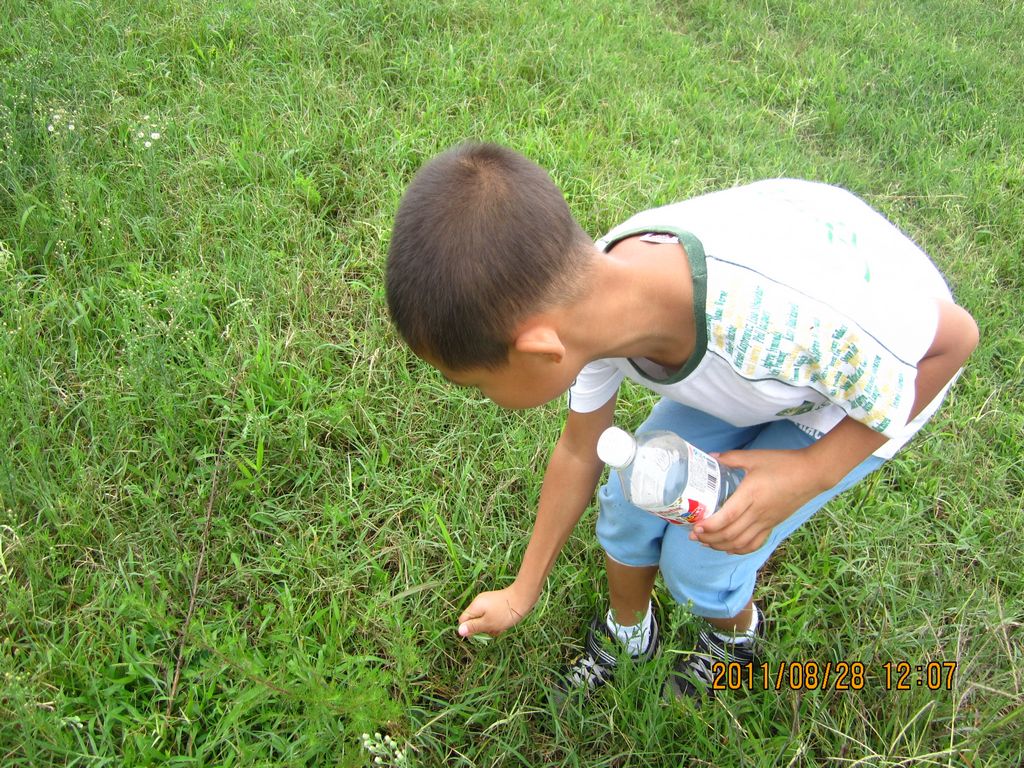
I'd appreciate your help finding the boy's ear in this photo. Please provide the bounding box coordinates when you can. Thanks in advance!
[513,324,565,363]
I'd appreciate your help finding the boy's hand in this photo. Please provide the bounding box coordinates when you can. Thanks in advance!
[458,583,537,638]
[692,299,980,557]
[689,449,828,555]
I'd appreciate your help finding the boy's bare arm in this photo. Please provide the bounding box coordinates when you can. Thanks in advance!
[695,299,979,555]
[457,397,616,638]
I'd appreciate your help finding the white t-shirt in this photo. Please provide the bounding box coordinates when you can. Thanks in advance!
[568,179,954,459]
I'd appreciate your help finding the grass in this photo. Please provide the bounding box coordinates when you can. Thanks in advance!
[1,0,1022,764]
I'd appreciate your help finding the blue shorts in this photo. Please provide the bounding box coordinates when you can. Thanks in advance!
[596,399,885,619]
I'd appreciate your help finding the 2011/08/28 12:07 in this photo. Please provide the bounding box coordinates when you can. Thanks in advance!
[710,661,958,691]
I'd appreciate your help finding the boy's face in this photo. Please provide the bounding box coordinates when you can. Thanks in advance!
[425,349,580,410]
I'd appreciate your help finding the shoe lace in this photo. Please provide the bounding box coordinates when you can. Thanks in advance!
[683,629,755,685]
[685,651,718,686]
[565,652,613,689]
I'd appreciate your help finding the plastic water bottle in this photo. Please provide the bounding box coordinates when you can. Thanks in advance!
[596,427,744,525]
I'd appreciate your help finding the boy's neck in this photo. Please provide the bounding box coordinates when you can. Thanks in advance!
[565,235,698,371]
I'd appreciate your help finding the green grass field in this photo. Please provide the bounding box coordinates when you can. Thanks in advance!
[2,0,1022,765]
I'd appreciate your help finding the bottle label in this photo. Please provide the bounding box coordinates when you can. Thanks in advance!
[629,443,722,525]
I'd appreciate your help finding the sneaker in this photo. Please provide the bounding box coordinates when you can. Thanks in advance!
[664,616,762,700]
[551,612,660,707]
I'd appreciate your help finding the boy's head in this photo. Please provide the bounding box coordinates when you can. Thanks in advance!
[386,142,594,373]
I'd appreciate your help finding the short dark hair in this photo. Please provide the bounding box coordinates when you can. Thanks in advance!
[386,142,593,371]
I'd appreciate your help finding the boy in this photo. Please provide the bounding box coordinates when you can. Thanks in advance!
[385,142,978,699]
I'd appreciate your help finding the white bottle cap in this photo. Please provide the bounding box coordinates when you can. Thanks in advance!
[597,427,637,468]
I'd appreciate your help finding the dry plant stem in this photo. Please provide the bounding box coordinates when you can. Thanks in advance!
[166,374,242,718]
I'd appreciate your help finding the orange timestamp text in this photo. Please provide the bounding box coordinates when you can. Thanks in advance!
[711,661,958,691]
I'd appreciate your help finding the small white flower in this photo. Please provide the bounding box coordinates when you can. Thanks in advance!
[48,125,54,132]
[68,124,74,131]
[150,132,160,139]
[137,131,145,138]
[144,141,152,148]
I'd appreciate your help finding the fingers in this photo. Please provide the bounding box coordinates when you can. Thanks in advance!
[700,522,767,554]
[457,600,481,627]
[457,591,525,638]
[711,449,749,469]
[692,491,747,536]
[458,617,483,638]
[722,530,767,555]
[459,609,515,638]
[457,603,479,627]
[458,598,487,637]
[690,495,769,554]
